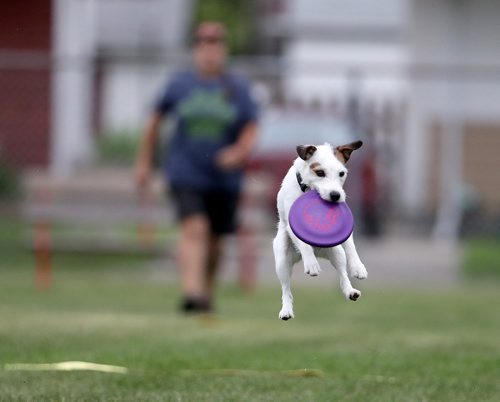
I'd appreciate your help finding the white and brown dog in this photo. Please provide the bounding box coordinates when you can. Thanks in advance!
[273,141,368,320]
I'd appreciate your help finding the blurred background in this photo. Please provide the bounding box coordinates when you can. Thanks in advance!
[0,1,499,400]
[1,0,499,286]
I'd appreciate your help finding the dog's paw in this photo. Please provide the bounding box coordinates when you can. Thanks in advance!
[348,262,368,280]
[278,307,294,321]
[345,289,361,301]
[304,260,321,277]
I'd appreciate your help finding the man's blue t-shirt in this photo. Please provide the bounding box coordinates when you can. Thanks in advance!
[154,70,258,193]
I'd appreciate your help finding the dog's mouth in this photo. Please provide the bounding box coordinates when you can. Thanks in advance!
[317,190,345,204]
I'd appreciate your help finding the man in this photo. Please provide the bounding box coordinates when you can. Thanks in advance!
[135,22,258,313]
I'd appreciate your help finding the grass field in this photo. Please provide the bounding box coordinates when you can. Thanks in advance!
[463,237,500,279]
[0,242,499,402]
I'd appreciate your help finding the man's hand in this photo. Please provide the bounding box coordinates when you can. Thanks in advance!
[134,160,152,188]
[216,122,258,170]
[216,145,246,170]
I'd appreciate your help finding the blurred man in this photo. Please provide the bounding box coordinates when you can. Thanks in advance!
[135,22,258,313]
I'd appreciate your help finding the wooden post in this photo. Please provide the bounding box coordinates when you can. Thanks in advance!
[34,221,52,290]
[237,225,257,292]
[33,186,53,290]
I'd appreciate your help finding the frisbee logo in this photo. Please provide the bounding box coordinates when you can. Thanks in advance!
[303,199,340,232]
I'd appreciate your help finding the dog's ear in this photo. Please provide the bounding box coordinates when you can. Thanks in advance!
[335,140,363,164]
[296,145,317,161]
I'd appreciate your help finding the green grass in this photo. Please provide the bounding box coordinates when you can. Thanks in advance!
[0,221,499,401]
[463,237,500,279]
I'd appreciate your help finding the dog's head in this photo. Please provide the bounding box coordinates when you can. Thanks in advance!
[295,141,363,202]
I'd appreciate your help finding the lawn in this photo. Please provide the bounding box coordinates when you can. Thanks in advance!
[463,237,500,279]
[0,232,499,401]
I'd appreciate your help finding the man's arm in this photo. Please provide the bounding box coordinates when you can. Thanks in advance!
[134,112,163,188]
[216,121,258,170]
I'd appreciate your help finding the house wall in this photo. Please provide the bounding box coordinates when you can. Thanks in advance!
[50,0,97,176]
[100,62,172,134]
[282,0,410,106]
[428,122,500,214]
[404,0,500,218]
[96,0,193,133]
[50,0,193,175]
[461,124,500,213]
[0,0,52,168]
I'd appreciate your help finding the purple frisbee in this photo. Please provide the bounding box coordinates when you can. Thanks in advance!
[289,191,354,248]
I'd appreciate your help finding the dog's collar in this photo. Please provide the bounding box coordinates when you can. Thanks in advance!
[296,171,309,192]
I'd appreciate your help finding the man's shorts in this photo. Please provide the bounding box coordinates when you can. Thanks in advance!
[169,187,240,235]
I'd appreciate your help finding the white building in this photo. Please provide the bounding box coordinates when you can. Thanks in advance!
[51,0,500,231]
[263,0,500,233]
[51,0,192,175]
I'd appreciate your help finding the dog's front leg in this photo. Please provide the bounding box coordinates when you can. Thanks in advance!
[328,246,361,301]
[342,233,368,279]
[287,226,321,276]
[273,227,294,320]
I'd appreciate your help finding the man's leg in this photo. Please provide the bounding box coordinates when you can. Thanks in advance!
[204,234,222,301]
[199,189,239,309]
[177,214,209,300]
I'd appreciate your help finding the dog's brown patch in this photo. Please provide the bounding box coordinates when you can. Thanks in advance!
[310,163,325,175]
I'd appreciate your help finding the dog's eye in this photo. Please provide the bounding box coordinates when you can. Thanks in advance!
[339,171,346,178]
[315,170,326,177]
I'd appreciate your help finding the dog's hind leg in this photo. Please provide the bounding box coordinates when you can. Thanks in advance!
[327,246,361,301]
[273,227,295,320]
[342,234,368,279]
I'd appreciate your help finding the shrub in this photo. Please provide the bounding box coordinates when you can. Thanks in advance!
[0,158,20,199]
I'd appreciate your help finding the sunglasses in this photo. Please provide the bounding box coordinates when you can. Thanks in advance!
[194,36,225,45]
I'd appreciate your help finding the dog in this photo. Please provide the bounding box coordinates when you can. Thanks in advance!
[273,141,368,320]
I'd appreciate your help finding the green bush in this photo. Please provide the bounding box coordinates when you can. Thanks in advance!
[0,159,20,199]
[97,131,140,165]
[97,128,169,168]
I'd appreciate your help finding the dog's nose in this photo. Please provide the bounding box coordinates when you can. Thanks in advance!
[329,191,341,202]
